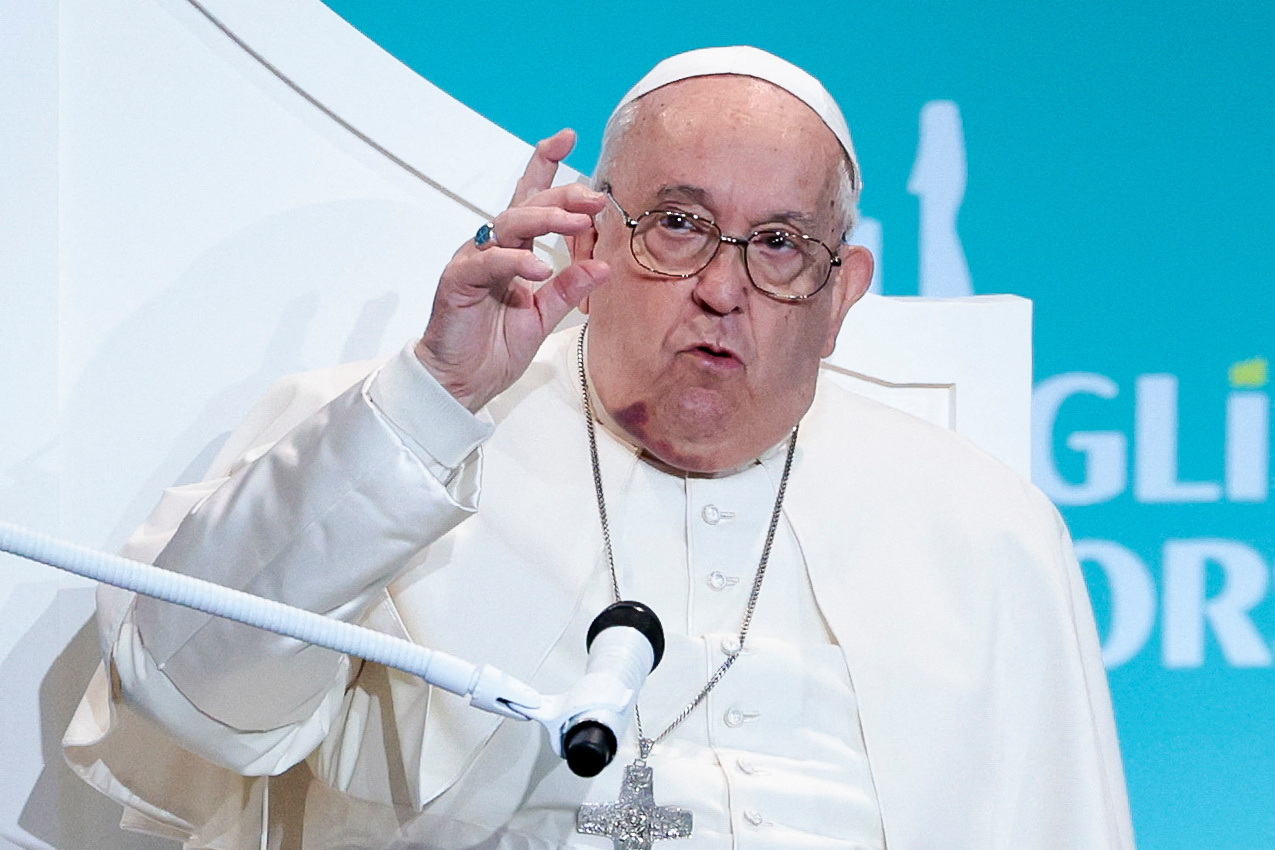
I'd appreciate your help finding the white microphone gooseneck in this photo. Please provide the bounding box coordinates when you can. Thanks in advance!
[0,520,540,718]
[0,521,663,775]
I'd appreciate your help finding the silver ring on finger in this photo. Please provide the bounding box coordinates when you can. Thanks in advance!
[474,221,498,249]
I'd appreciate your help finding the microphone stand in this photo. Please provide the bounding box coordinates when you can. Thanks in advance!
[0,520,660,777]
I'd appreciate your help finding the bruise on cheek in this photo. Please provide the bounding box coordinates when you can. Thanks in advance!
[614,400,682,465]
[613,402,650,442]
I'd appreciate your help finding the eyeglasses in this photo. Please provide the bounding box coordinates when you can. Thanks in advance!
[604,189,841,301]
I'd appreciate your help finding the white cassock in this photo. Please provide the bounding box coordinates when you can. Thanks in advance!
[64,327,1135,850]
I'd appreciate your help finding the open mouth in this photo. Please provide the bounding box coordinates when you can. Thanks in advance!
[688,344,742,369]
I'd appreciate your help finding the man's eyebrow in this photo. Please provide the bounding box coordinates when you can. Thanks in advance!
[653,184,713,207]
[767,210,820,231]
[652,184,821,232]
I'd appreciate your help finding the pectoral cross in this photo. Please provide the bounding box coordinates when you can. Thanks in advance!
[577,763,693,850]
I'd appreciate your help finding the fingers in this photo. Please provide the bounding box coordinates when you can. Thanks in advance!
[449,247,555,295]
[486,202,598,249]
[470,183,604,257]
[534,259,611,330]
[519,182,606,216]
[510,128,577,207]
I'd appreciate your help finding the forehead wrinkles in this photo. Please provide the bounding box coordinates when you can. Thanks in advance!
[644,77,824,150]
[614,77,844,229]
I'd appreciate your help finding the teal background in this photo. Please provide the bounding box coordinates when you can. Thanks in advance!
[320,2,1274,846]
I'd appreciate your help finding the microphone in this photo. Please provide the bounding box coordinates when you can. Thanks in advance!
[557,601,665,777]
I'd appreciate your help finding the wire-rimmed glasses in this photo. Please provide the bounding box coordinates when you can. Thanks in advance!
[604,189,841,301]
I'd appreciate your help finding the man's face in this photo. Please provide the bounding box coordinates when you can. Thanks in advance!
[579,76,873,473]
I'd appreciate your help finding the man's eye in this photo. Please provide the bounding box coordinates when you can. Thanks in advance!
[755,231,801,253]
[656,212,696,233]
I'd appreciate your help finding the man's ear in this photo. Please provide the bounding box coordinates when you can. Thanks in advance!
[821,244,874,358]
[567,221,599,314]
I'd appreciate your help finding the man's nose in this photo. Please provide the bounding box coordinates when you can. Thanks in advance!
[691,241,751,315]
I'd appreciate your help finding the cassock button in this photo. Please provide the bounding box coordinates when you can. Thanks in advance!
[736,758,759,775]
[744,809,765,826]
[720,636,741,656]
[706,571,739,591]
[700,505,735,525]
[724,707,759,728]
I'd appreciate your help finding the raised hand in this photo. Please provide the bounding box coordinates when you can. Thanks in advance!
[415,129,610,411]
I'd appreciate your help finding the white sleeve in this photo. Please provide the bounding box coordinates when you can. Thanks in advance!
[115,345,493,774]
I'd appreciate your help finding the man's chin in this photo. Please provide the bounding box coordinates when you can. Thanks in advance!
[609,388,793,474]
[638,444,747,476]
[631,417,768,476]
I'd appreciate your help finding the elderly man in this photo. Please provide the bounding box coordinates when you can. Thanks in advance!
[67,47,1134,849]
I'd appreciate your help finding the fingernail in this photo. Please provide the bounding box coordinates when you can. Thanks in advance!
[533,259,553,278]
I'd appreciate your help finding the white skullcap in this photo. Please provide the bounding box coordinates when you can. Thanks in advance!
[614,46,860,189]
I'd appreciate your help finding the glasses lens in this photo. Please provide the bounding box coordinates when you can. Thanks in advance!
[746,231,832,298]
[632,211,720,275]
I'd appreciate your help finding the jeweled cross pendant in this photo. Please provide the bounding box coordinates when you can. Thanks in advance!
[577,763,693,850]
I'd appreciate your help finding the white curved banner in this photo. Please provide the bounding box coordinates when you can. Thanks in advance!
[0,0,1029,846]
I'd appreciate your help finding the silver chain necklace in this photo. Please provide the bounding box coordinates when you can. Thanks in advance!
[574,325,797,849]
